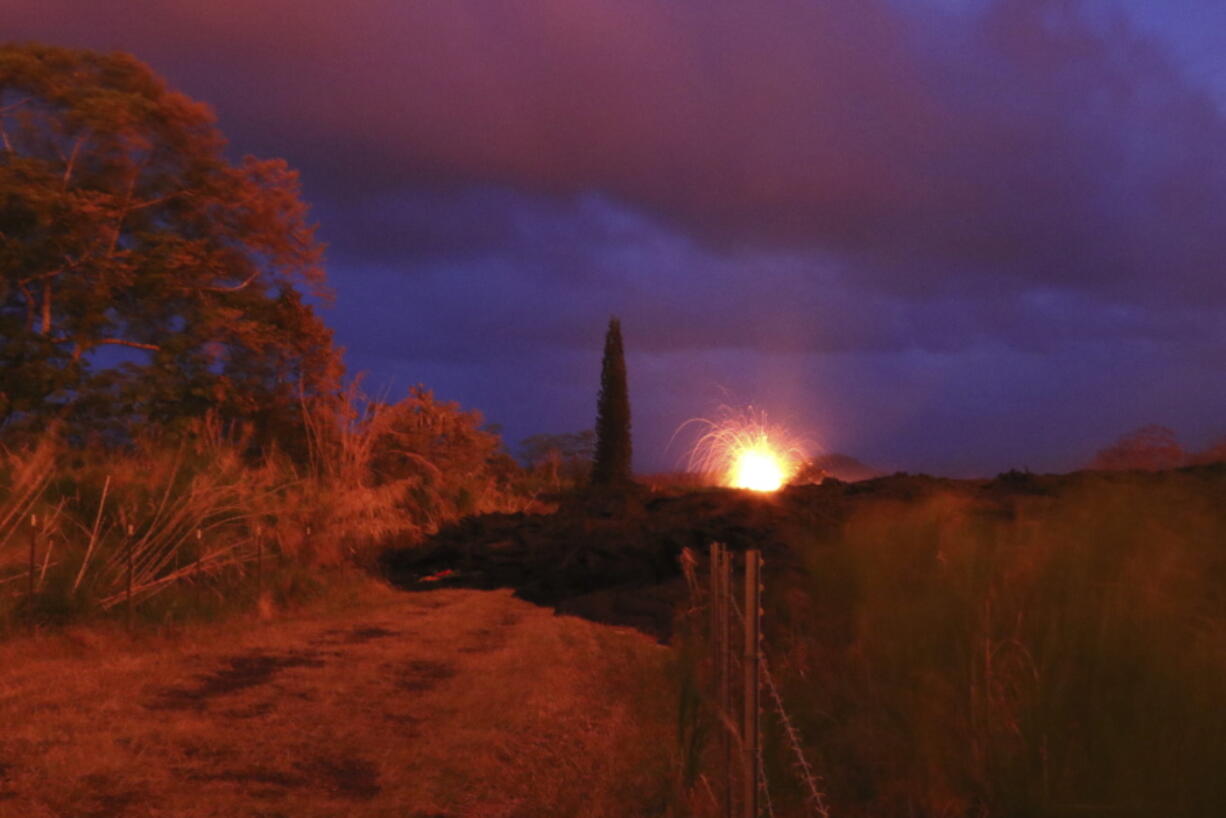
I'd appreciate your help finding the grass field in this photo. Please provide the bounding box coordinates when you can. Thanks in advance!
[725,468,1226,818]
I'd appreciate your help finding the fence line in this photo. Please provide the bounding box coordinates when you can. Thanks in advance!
[690,542,829,818]
[742,548,761,818]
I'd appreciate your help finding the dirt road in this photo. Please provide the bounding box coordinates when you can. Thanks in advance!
[0,586,677,817]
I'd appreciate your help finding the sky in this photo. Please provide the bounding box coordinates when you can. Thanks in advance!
[8,0,1226,476]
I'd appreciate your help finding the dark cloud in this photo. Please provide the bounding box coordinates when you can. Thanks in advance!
[8,0,1226,473]
[11,0,1226,301]
[326,192,1225,364]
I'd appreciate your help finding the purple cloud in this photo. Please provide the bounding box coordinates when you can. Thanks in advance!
[8,0,1226,473]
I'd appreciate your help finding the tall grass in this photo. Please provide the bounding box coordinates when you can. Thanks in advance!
[759,470,1226,817]
[0,387,539,633]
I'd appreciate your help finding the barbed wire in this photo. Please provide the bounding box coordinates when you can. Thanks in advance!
[758,735,777,818]
[703,545,832,818]
[761,653,831,818]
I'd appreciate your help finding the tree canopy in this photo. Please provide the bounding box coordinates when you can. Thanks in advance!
[0,43,339,445]
[521,429,595,488]
[521,429,594,468]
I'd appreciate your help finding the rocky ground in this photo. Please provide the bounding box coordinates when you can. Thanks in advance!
[378,476,967,640]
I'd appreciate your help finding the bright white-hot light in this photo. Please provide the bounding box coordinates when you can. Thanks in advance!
[679,406,808,492]
[729,445,788,491]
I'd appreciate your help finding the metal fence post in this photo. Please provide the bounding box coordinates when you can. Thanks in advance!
[709,542,735,818]
[743,550,762,818]
[256,524,264,597]
[126,523,135,632]
[710,542,720,684]
[27,514,37,633]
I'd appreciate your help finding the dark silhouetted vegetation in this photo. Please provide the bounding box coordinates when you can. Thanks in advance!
[591,317,632,485]
[520,429,595,490]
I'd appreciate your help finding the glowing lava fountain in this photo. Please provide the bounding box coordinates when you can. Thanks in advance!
[682,407,807,492]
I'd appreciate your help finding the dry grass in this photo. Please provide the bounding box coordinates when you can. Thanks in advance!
[1,387,545,632]
[755,470,1226,817]
[0,582,678,817]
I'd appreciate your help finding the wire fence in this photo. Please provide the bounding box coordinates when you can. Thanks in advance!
[682,542,831,818]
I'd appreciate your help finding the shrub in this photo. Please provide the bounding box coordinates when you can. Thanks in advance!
[0,385,536,632]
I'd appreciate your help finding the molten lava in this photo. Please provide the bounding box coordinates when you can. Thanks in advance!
[729,445,789,491]
[681,407,806,492]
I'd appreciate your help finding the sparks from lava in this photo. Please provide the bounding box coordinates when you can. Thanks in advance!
[679,406,808,492]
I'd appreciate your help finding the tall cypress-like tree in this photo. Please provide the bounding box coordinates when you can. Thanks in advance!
[591,317,632,485]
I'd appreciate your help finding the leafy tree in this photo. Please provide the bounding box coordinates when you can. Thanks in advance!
[591,317,632,485]
[521,429,594,488]
[0,43,339,446]
[366,387,524,533]
[521,430,595,465]
[1090,424,1185,471]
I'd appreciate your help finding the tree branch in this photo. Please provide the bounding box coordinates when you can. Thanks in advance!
[101,165,148,259]
[40,280,52,335]
[50,336,161,353]
[128,191,183,211]
[0,97,30,156]
[94,338,161,352]
[62,135,86,188]
[202,270,260,293]
[17,267,66,286]
[16,281,36,332]
[0,96,32,114]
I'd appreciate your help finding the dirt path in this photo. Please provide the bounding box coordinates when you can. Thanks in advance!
[0,587,678,817]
